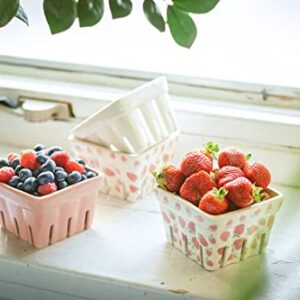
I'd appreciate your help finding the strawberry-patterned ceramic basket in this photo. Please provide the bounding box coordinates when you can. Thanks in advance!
[69,132,180,202]
[155,186,284,271]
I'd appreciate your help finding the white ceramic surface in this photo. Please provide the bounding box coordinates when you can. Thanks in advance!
[71,77,178,154]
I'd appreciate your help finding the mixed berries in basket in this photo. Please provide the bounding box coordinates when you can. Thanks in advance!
[153,142,283,270]
[0,144,97,196]
[0,144,101,248]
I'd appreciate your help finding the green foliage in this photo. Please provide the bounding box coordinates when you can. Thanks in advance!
[0,0,19,27]
[78,0,104,27]
[44,0,77,34]
[109,0,132,19]
[173,0,220,14]
[167,5,197,48]
[0,0,220,48]
[143,0,165,32]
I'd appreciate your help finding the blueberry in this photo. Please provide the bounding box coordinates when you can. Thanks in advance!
[40,159,56,173]
[37,171,55,185]
[11,158,20,169]
[8,176,20,188]
[55,171,67,182]
[19,169,33,182]
[54,167,64,173]
[37,153,48,164]
[33,168,40,177]
[47,146,62,156]
[77,159,85,166]
[23,177,37,194]
[15,165,23,175]
[66,171,82,185]
[57,180,68,190]
[81,174,87,181]
[34,144,45,152]
[0,158,9,168]
[86,171,97,179]
[17,182,24,191]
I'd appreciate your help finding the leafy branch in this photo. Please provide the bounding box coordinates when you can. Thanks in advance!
[0,0,220,48]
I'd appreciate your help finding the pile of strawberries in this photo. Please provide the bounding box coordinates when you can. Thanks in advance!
[153,142,271,215]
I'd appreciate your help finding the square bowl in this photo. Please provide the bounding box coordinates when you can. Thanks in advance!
[69,132,180,202]
[71,77,178,154]
[0,168,102,248]
[155,187,284,271]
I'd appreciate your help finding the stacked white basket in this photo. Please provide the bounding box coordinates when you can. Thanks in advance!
[70,77,180,201]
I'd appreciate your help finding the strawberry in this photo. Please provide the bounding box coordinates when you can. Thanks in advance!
[65,160,85,174]
[179,170,216,206]
[50,151,70,167]
[153,164,185,193]
[224,177,263,208]
[20,150,37,170]
[0,167,16,183]
[201,141,219,162]
[218,146,250,169]
[199,188,229,215]
[243,161,271,189]
[7,153,19,164]
[180,151,212,177]
[215,166,244,187]
[38,182,57,195]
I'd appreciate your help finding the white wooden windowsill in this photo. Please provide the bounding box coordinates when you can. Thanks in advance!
[0,145,299,300]
[0,181,299,300]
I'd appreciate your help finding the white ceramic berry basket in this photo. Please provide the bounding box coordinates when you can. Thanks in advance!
[0,168,102,248]
[155,187,284,271]
[71,77,178,154]
[69,132,180,202]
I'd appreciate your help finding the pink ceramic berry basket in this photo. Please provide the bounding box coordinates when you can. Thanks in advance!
[69,132,179,202]
[0,168,102,248]
[155,187,284,271]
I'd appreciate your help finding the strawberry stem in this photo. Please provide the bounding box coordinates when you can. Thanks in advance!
[212,187,228,200]
[204,141,219,160]
[253,185,263,202]
[245,153,252,161]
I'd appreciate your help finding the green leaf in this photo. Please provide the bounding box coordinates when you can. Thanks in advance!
[43,0,77,34]
[0,0,19,27]
[15,5,29,26]
[109,0,132,19]
[167,5,197,48]
[143,0,165,32]
[173,0,219,14]
[78,0,104,27]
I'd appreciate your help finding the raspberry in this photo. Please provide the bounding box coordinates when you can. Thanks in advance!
[38,182,57,195]
[65,160,85,174]
[0,167,16,183]
[50,151,70,167]
[20,150,37,170]
[7,153,19,163]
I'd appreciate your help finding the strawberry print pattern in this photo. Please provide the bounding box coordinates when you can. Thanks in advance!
[156,187,284,271]
[70,133,179,202]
